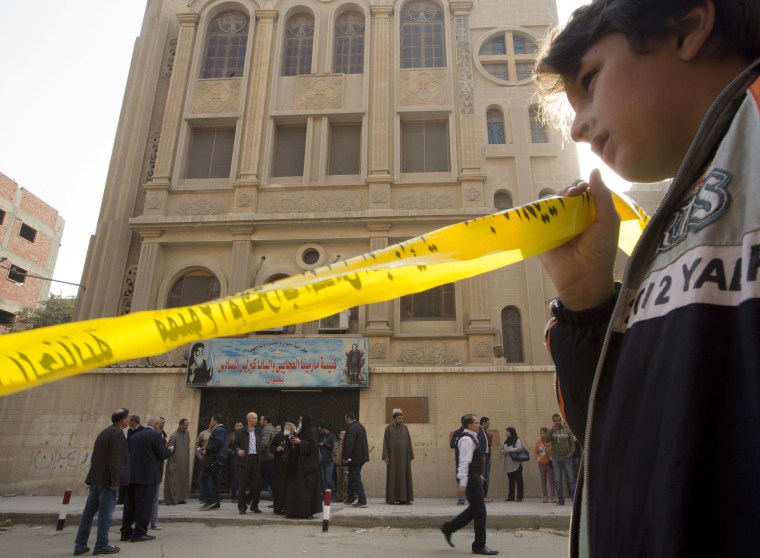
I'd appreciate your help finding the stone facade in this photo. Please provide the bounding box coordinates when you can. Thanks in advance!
[0,0,596,499]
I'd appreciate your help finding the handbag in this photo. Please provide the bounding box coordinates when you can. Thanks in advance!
[510,447,530,462]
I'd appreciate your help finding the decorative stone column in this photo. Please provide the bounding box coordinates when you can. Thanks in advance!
[229,227,254,295]
[233,10,279,212]
[450,2,485,208]
[366,5,394,210]
[146,13,199,214]
[130,232,162,313]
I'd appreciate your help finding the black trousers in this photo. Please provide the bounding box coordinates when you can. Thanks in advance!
[120,483,157,539]
[507,465,524,501]
[237,454,261,511]
[442,476,487,551]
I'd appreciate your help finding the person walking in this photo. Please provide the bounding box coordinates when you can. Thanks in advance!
[500,427,525,502]
[73,408,130,556]
[440,413,498,555]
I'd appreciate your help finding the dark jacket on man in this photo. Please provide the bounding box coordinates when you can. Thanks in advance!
[128,428,173,485]
[85,423,130,487]
[343,420,369,465]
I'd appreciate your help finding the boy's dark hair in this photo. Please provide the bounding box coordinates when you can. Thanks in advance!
[345,412,357,421]
[536,0,760,102]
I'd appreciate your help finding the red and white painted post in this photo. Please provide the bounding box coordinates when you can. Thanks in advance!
[322,489,332,532]
[56,488,73,531]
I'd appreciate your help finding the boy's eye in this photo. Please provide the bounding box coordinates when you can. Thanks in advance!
[581,70,597,91]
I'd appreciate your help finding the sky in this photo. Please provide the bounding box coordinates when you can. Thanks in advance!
[0,0,619,299]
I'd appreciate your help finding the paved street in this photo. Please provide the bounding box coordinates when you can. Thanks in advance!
[0,522,569,557]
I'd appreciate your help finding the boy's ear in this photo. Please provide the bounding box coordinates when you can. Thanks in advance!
[673,0,716,61]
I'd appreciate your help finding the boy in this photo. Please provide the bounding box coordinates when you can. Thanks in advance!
[536,1,760,556]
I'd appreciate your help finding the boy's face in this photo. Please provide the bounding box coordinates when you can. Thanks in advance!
[565,33,696,183]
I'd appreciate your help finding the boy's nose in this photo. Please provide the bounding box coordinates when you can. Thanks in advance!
[570,115,591,143]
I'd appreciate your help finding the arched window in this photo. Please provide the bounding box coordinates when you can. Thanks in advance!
[494,189,513,210]
[487,108,506,144]
[401,283,455,321]
[201,11,249,78]
[400,1,446,69]
[530,105,549,143]
[167,270,221,308]
[282,13,315,76]
[334,11,365,74]
[500,306,524,362]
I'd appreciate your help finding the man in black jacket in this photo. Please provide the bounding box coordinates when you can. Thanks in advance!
[120,416,173,543]
[199,414,227,510]
[73,408,130,556]
[342,412,369,507]
[232,411,263,514]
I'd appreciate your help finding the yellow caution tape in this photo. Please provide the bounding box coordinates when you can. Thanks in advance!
[0,191,647,396]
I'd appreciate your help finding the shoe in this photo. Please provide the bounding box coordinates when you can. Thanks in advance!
[150,523,162,530]
[441,527,454,548]
[543,497,548,503]
[504,498,514,502]
[351,502,368,508]
[73,548,90,556]
[457,500,465,506]
[119,534,131,542]
[239,509,246,515]
[473,546,499,555]
[516,498,522,502]
[130,535,156,542]
[556,500,565,506]
[267,504,274,508]
[343,497,355,504]
[483,497,492,503]
[250,507,262,514]
[551,497,557,503]
[93,545,121,555]
[200,502,220,510]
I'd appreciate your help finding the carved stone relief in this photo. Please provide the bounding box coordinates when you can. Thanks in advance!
[454,16,474,114]
[236,193,252,207]
[370,342,386,359]
[145,133,160,181]
[118,265,138,316]
[146,346,188,367]
[192,79,241,114]
[399,343,458,365]
[261,196,362,214]
[295,75,344,110]
[145,197,162,210]
[400,70,447,106]
[176,199,227,215]
[164,39,177,80]
[473,341,491,358]
[371,190,388,203]
[399,191,453,209]
[465,187,480,201]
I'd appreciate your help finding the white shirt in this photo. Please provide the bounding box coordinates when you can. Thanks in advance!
[248,428,257,455]
[457,432,477,487]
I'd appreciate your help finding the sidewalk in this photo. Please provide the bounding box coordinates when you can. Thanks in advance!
[0,495,571,531]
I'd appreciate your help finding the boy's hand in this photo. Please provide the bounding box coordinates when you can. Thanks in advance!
[539,169,620,310]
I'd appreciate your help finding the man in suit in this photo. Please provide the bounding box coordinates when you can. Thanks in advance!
[343,412,369,507]
[198,414,227,510]
[120,416,173,543]
[233,411,263,514]
[118,414,145,505]
[73,408,130,556]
